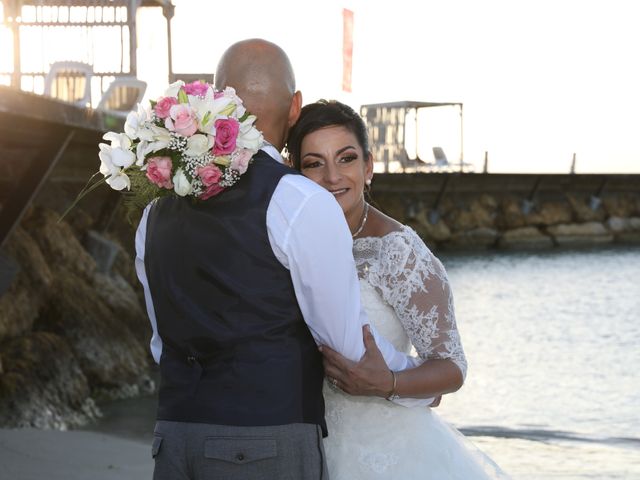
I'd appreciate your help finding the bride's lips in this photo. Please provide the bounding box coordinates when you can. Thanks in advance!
[329,188,349,197]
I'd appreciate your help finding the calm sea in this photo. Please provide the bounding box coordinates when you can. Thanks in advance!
[91,246,640,479]
[436,246,640,480]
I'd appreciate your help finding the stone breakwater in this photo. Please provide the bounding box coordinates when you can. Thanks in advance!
[370,174,640,250]
[0,206,154,430]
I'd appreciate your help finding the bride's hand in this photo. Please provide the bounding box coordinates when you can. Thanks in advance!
[320,325,395,397]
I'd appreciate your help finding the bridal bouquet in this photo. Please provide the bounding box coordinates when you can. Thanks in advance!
[97,80,263,203]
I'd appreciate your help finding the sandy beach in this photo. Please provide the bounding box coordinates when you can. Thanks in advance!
[0,428,153,480]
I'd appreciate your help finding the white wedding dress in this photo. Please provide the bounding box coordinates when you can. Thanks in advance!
[323,226,509,479]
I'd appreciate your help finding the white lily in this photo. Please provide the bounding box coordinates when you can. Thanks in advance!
[237,116,264,150]
[164,80,185,98]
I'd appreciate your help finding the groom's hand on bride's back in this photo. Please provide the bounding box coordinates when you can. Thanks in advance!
[320,325,395,398]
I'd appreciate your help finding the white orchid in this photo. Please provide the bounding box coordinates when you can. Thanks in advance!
[184,134,213,157]
[98,143,132,191]
[103,131,132,150]
[98,142,135,171]
[124,103,150,140]
[172,168,192,196]
[105,171,130,191]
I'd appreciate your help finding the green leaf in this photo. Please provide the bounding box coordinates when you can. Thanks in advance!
[178,89,189,104]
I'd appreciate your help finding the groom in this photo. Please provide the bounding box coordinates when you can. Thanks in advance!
[135,38,419,480]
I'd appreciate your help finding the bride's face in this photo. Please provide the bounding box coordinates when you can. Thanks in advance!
[299,125,372,220]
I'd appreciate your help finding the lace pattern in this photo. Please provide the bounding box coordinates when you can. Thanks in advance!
[353,225,467,378]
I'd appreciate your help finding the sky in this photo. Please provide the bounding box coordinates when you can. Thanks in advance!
[3,0,640,173]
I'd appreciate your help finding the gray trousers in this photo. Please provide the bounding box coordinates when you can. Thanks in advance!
[152,421,328,480]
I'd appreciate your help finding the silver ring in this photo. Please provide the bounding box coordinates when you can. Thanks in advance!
[330,377,338,387]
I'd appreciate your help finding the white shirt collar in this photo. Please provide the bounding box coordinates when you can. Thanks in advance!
[260,142,284,164]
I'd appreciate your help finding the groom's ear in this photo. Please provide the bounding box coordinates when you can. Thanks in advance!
[288,90,303,128]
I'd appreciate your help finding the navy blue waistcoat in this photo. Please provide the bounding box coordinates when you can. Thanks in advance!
[144,151,326,435]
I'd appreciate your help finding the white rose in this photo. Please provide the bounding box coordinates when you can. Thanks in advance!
[185,134,212,157]
[173,169,192,196]
[106,171,130,191]
[164,80,185,98]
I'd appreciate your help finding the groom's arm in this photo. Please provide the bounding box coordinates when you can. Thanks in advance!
[134,202,163,364]
[268,175,418,372]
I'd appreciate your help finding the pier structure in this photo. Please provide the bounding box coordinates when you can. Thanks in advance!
[1,0,175,102]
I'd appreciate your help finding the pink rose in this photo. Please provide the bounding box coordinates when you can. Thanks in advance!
[200,183,225,200]
[146,156,173,189]
[231,149,253,174]
[166,104,198,137]
[154,96,178,119]
[183,81,209,97]
[213,118,240,155]
[196,164,222,186]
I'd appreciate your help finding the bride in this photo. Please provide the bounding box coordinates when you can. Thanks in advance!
[287,100,509,479]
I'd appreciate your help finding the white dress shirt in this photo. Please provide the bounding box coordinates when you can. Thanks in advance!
[135,146,432,405]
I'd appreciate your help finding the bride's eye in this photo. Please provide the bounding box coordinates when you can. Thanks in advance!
[302,160,322,169]
[339,155,358,164]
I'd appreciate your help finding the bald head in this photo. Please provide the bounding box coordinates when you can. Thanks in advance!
[215,39,301,150]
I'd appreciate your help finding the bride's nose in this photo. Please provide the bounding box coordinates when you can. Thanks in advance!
[323,163,341,184]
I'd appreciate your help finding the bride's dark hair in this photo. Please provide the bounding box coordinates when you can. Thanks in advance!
[286,99,371,170]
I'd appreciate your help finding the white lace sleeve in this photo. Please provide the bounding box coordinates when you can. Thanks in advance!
[356,227,467,379]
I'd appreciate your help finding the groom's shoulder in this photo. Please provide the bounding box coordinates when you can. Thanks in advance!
[276,171,329,202]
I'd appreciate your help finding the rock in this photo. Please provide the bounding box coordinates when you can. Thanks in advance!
[496,197,526,229]
[446,208,477,232]
[3,226,53,293]
[84,230,122,274]
[602,194,638,218]
[547,222,614,246]
[469,195,498,228]
[567,194,606,222]
[0,285,39,343]
[448,227,498,249]
[413,210,452,243]
[21,207,97,282]
[0,332,99,429]
[607,216,640,243]
[37,272,150,389]
[94,272,151,349]
[498,226,554,249]
[525,201,574,226]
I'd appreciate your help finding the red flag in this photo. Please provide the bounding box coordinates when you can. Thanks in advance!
[342,8,354,92]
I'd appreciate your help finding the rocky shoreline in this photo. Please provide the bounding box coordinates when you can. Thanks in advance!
[0,206,154,430]
[375,191,640,251]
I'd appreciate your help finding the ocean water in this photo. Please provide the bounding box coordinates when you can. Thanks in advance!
[91,246,640,479]
[436,246,640,480]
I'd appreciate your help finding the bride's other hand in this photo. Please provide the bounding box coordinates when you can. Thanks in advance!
[321,325,395,397]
